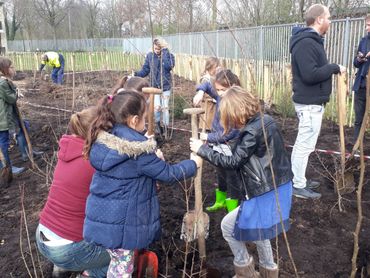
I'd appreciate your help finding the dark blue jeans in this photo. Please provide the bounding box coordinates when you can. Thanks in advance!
[354,87,367,141]
[36,225,110,277]
[51,54,65,85]
[0,130,10,166]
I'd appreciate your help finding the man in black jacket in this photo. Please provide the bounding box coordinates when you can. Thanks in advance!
[290,4,345,199]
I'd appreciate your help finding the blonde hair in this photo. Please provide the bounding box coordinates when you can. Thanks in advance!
[68,107,98,139]
[219,86,260,134]
[153,37,169,50]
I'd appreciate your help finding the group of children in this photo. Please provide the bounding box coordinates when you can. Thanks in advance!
[0,48,292,277]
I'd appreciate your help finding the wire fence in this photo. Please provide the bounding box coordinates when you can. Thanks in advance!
[7,17,368,126]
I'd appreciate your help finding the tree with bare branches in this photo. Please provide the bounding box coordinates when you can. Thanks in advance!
[32,0,73,46]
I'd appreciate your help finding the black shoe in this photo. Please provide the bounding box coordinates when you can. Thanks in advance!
[306,180,320,190]
[293,187,321,199]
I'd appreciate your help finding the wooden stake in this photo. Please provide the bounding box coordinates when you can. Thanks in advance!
[71,53,76,113]
[336,73,347,211]
[183,108,207,260]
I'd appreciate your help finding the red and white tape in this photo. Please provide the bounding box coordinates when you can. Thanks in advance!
[168,126,370,161]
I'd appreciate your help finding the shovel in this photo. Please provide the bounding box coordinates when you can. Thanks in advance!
[15,103,35,168]
[180,108,210,258]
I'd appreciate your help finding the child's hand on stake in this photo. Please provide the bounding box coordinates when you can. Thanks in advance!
[190,138,203,154]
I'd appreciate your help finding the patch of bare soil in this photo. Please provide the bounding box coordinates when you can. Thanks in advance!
[0,71,369,277]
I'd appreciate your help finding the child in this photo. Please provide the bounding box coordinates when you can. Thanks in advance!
[111,76,149,96]
[83,90,199,277]
[190,86,292,277]
[198,57,221,130]
[0,57,26,176]
[134,38,175,135]
[36,107,110,278]
[200,57,221,84]
[193,69,241,213]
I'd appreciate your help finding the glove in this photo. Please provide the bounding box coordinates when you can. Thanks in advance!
[199,132,208,141]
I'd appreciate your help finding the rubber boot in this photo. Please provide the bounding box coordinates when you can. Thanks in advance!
[225,198,239,212]
[259,266,278,278]
[206,188,227,212]
[233,257,260,278]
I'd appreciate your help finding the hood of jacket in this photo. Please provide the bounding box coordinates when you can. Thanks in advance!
[58,135,86,162]
[90,125,157,172]
[289,26,323,53]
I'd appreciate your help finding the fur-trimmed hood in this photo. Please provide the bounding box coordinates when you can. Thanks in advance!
[96,131,156,157]
[89,124,157,172]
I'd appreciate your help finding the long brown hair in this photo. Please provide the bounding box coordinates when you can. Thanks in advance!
[214,69,241,88]
[68,107,98,139]
[0,57,13,77]
[111,76,150,95]
[83,90,147,158]
[203,57,220,75]
[219,86,260,134]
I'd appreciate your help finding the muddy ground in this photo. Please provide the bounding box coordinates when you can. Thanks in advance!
[0,71,370,278]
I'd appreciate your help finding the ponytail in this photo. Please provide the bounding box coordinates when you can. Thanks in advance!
[83,96,115,158]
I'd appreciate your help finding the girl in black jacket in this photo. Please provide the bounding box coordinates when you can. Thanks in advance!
[190,86,292,278]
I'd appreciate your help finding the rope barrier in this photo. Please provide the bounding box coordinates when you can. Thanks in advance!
[20,99,370,160]
[168,125,370,160]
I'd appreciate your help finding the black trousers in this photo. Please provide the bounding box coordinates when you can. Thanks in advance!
[354,87,367,141]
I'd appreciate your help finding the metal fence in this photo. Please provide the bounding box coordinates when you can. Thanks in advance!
[6,17,368,125]
[8,18,366,66]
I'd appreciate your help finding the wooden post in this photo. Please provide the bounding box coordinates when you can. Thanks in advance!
[89,52,93,71]
[71,54,76,113]
[188,56,193,81]
[183,107,207,260]
[142,87,162,136]
[263,64,271,104]
[33,53,39,85]
[337,73,347,199]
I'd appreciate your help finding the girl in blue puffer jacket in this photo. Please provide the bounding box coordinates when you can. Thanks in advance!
[83,90,199,277]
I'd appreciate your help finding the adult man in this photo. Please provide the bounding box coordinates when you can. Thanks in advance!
[39,51,65,85]
[352,14,370,142]
[290,4,345,199]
